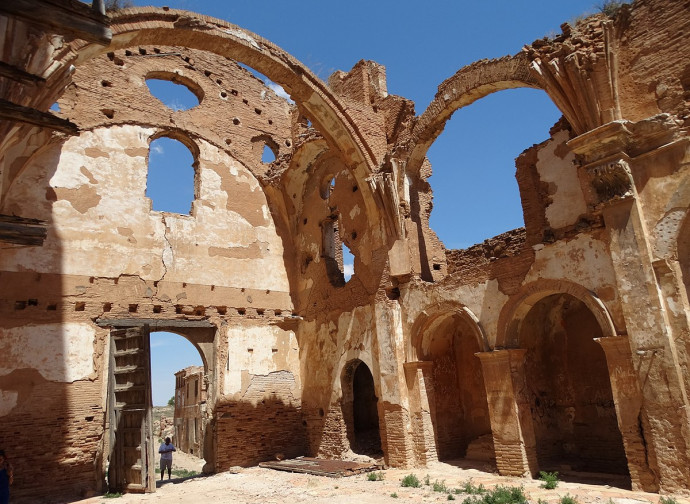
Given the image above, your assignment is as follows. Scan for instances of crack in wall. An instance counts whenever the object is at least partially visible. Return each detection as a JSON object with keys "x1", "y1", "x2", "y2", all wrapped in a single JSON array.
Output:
[{"x1": 156, "y1": 213, "x2": 173, "y2": 299}]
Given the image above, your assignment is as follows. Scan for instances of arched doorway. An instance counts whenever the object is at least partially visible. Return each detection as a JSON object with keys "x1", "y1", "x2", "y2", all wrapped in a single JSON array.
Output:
[
  {"x1": 342, "y1": 360, "x2": 382, "y2": 457},
  {"x1": 518, "y1": 293, "x2": 629, "y2": 479},
  {"x1": 419, "y1": 313, "x2": 493, "y2": 463}
]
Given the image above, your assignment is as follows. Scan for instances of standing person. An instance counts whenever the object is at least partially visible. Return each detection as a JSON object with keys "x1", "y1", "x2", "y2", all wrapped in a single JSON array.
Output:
[
  {"x1": 0, "y1": 450, "x2": 13, "y2": 504},
  {"x1": 158, "y1": 437, "x2": 176, "y2": 481}
]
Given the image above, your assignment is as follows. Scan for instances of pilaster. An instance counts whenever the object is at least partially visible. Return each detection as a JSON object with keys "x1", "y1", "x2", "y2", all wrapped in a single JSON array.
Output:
[
  {"x1": 595, "y1": 336, "x2": 659, "y2": 492},
  {"x1": 477, "y1": 349, "x2": 537, "y2": 477},
  {"x1": 404, "y1": 361, "x2": 438, "y2": 465}
]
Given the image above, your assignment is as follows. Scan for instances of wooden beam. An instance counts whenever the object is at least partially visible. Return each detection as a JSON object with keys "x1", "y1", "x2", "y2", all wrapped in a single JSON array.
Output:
[
  {"x1": 96, "y1": 318, "x2": 216, "y2": 328},
  {"x1": 0, "y1": 61, "x2": 46, "y2": 85},
  {"x1": 0, "y1": 98, "x2": 78, "y2": 135},
  {"x1": 0, "y1": 214, "x2": 47, "y2": 246},
  {"x1": 0, "y1": 0, "x2": 111, "y2": 45}
]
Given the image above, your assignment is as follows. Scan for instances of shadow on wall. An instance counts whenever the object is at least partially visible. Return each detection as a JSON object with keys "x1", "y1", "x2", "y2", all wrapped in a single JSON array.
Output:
[
  {"x1": 213, "y1": 394, "x2": 307, "y2": 469},
  {"x1": 0, "y1": 135, "x2": 92, "y2": 503}
]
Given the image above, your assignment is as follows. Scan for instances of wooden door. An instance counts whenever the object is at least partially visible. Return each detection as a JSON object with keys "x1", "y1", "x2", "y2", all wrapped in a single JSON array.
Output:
[{"x1": 107, "y1": 326, "x2": 155, "y2": 493}]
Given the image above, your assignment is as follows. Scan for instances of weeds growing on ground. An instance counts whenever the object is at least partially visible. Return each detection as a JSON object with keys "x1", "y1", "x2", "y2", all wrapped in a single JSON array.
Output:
[
  {"x1": 538, "y1": 471, "x2": 559, "y2": 489},
  {"x1": 433, "y1": 479, "x2": 449, "y2": 493},
  {"x1": 424, "y1": 474, "x2": 431, "y2": 486},
  {"x1": 390, "y1": 492, "x2": 398, "y2": 498},
  {"x1": 448, "y1": 495, "x2": 456, "y2": 501},
  {"x1": 660, "y1": 498, "x2": 678, "y2": 504},
  {"x1": 461, "y1": 481, "x2": 486, "y2": 495},
  {"x1": 367, "y1": 471, "x2": 384, "y2": 481},
  {"x1": 460, "y1": 485, "x2": 527, "y2": 504},
  {"x1": 103, "y1": 492, "x2": 122, "y2": 499},
  {"x1": 401, "y1": 474, "x2": 421, "y2": 488},
  {"x1": 559, "y1": 494, "x2": 578, "y2": 504}
]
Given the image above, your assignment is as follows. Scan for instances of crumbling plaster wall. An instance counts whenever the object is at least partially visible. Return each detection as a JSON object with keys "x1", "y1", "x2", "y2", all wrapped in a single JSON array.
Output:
[
  {"x1": 0, "y1": 35, "x2": 307, "y2": 501},
  {"x1": 0, "y1": 125, "x2": 292, "y2": 298},
  {"x1": 2, "y1": 0, "x2": 690, "y2": 500}
]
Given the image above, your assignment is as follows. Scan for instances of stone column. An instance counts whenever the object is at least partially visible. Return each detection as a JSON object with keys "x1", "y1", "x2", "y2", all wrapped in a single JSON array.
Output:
[
  {"x1": 403, "y1": 361, "x2": 438, "y2": 465},
  {"x1": 477, "y1": 349, "x2": 537, "y2": 477},
  {"x1": 595, "y1": 336, "x2": 659, "y2": 492},
  {"x1": 569, "y1": 121, "x2": 690, "y2": 492}
]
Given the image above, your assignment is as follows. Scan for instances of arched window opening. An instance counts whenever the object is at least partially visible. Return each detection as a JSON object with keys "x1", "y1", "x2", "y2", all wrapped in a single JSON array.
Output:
[
  {"x1": 235, "y1": 61, "x2": 294, "y2": 103},
  {"x1": 151, "y1": 331, "x2": 206, "y2": 471},
  {"x1": 322, "y1": 217, "x2": 343, "y2": 286},
  {"x1": 320, "y1": 175, "x2": 335, "y2": 200},
  {"x1": 262, "y1": 144, "x2": 276, "y2": 163},
  {"x1": 146, "y1": 76, "x2": 202, "y2": 111},
  {"x1": 342, "y1": 242, "x2": 355, "y2": 282},
  {"x1": 322, "y1": 216, "x2": 354, "y2": 286},
  {"x1": 519, "y1": 294, "x2": 629, "y2": 485},
  {"x1": 147, "y1": 136, "x2": 196, "y2": 214},
  {"x1": 252, "y1": 135, "x2": 279, "y2": 164},
  {"x1": 427, "y1": 88, "x2": 562, "y2": 250}
]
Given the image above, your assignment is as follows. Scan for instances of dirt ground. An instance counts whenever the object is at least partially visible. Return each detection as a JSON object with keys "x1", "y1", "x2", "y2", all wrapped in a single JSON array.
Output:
[{"x1": 73, "y1": 455, "x2": 690, "y2": 504}]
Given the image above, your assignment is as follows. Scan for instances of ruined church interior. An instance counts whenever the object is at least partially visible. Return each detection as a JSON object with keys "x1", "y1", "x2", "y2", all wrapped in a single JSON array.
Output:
[{"x1": 1, "y1": 0, "x2": 690, "y2": 501}]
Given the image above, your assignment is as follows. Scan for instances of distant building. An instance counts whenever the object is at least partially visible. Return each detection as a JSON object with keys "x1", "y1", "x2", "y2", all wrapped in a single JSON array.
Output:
[{"x1": 173, "y1": 366, "x2": 206, "y2": 456}]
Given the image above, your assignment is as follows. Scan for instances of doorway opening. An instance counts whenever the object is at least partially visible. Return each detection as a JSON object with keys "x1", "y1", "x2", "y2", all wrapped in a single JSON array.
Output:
[
  {"x1": 342, "y1": 360, "x2": 382, "y2": 457},
  {"x1": 106, "y1": 324, "x2": 214, "y2": 494}
]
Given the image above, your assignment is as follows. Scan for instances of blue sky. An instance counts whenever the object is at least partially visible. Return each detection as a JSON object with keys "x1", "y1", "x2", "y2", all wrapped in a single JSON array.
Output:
[{"x1": 137, "y1": 0, "x2": 608, "y2": 404}]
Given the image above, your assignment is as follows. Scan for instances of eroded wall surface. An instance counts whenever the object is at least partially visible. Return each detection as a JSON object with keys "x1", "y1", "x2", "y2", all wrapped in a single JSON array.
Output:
[{"x1": 1, "y1": 0, "x2": 690, "y2": 502}]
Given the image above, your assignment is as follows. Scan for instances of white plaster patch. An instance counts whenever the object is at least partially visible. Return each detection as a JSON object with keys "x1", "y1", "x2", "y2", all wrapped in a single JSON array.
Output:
[
  {"x1": 0, "y1": 390, "x2": 18, "y2": 416},
  {"x1": 536, "y1": 129, "x2": 586, "y2": 229},
  {"x1": 0, "y1": 323, "x2": 94, "y2": 382},
  {"x1": 224, "y1": 326, "x2": 299, "y2": 395},
  {"x1": 526, "y1": 234, "x2": 615, "y2": 290}
]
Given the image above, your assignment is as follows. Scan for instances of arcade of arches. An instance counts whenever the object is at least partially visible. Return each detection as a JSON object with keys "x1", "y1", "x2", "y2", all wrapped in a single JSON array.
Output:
[{"x1": 0, "y1": 0, "x2": 689, "y2": 502}]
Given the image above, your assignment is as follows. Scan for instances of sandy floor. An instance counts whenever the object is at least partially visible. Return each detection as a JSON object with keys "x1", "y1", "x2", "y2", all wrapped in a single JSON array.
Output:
[{"x1": 73, "y1": 456, "x2": 690, "y2": 504}]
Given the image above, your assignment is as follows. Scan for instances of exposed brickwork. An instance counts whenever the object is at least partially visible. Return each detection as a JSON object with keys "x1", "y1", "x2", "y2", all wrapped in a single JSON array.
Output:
[
  {"x1": 0, "y1": 379, "x2": 105, "y2": 502},
  {"x1": 1, "y1": 1, "x2": 690, "y2": 501}
]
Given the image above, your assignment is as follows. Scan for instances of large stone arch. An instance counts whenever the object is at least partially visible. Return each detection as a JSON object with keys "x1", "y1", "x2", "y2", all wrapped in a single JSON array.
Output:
[
  {"x1": 404, "y1": 53, "x2": 542, "y2": 176},
  {"x1": 64, "y1": 8, "x2": 387, "y2": 245},
  {"x1": 497, "y1": 279, "x2": 621, "y2": 349}
]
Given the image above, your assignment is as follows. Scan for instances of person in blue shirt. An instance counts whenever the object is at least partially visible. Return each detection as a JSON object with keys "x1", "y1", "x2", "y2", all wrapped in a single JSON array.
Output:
[{"x1": 158, "y1": 437, "x2": 176, "y2": 481}]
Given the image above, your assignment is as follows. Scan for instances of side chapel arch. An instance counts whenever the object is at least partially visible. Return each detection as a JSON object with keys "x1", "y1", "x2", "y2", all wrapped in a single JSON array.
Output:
[
  {"x1": 409, "y1": 303, "x2": 494, "y2": 464},
  {"x1": 496, "y1": 280, "x2": 629, "y2": 481}
]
